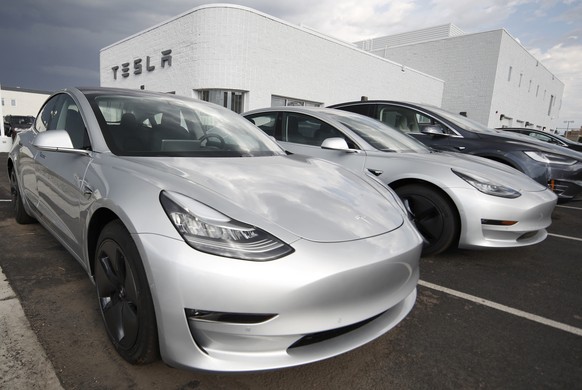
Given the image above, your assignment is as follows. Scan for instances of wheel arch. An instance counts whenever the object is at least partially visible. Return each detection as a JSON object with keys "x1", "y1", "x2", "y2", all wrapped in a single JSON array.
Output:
[
  {"x1": 7, "y1": 157, "x2": 14, "y2": 176},
  {"x1": 389, "y1": 178, "x2": 462, "y2": 244},
  {"x1": 87, "y1": 208, "x2": 122, "y2": 276}
]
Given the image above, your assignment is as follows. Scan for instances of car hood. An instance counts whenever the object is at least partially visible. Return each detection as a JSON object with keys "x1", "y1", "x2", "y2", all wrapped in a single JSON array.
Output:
[
  {"x1": 131, "y1": 155, "x2": 404, "y2": 242},
  {"x1": 397, "y1": 150, "x2": 547, "y2": 192},
  {"x1": 482, "y1": 131, "x2": 582, "y2": 160}
]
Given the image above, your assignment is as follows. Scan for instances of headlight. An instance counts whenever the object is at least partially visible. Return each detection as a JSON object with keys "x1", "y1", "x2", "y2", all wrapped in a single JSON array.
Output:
[
  {"x1": 160, "y1": 191, "x2": 293, "y2": 261},
  {"x1": 524, "y1": 151, "x2": 578, "y2": 165},
  {"x1": 452, "y1": 169, "x2": 521, "y2": 198}
]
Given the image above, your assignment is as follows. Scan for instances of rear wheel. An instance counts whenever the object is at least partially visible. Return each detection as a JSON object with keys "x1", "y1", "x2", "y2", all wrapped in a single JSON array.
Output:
[
  {"x1": 395, "y1": 184, "x2": 459, "y2": 256},
  {"x1": 94, "y1": 220, "x2": 159, "y2": 364},
  {"x1": 10, "y1": 169, "x2": 36, "y2": 224}
]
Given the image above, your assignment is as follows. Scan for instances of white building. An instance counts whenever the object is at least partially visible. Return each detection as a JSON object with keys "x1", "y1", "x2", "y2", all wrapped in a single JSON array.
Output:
[
  {"x1": 1, "y1": 85, "x2": 51, "y2": 152},
  {"x1": 100, "y1": 4, "x2": 444, "y2": 113},
  {"x1": 355, "y1": 24, "x2": 565, "y2": 131},
  {"x1": 1, "y1": 85, "x2": 51, "y2": 117}
]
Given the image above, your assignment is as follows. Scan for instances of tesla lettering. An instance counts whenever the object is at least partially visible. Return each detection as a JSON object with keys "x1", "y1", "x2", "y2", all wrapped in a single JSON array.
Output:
[{"x1": 111, "y1": 50, "x2": 172, "y2": 80}]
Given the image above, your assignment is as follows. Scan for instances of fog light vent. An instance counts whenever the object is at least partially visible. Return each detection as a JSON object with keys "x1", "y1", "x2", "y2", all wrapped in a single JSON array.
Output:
[
  {"x1": 517, "y1": 231, "x2": 538, "y2": 241},
  {"x1": 185, "y1": 309, "x2": 277, "y2": 324},
  {"x1": 481, "y1": 219, "x2": 517, "y2": 226}
]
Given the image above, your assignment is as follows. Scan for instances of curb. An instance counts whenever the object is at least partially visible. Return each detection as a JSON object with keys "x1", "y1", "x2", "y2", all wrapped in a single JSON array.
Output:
[{"x1": 0, "y1": 266, "x2": 64, "y2": 389}]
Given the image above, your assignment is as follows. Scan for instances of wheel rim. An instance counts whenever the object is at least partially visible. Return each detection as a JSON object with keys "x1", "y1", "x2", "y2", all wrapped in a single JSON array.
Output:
[
  {"x1": 402, "y1": 195, "x2": 445, "y2": 245},
  {"x1": 95, "y1": 239, "x2": 139, "y2": 350}
]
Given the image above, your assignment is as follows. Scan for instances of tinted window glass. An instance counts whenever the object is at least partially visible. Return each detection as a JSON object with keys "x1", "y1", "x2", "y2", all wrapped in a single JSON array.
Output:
[
  {"x1": 35, "y1": 95, "x2": 62, "y2": 133},
  {"x1": 87, "y1": 93, "x2": 284, "y2": 157},
  {"x1": 245, "y1": 113, "x2": 278, "y2": 137},
  {"x1": 282, "y1": 113, "x2": 357, "y2": 148},
  {"x1": 378, "y1": 106, "x2": 421, "y2": 133},
  {"x1": 425, "y1": 105, "x2": 495, "y2": 134},
  {"x1": 333, "y1": 112, "x2": 428, "y2": 153},
  {"x1": 333, "y1": 104, "x2": 371, "y2": 116},
  {"x1": 49, "y1": 95, "x2": 90, "y2": 149}
]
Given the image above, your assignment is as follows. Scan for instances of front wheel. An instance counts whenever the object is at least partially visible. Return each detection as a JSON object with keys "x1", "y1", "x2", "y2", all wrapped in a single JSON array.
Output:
[
  {"x1": 94, "y1": 220, "x2": 159, "y2": 364},
  {"x1": 10, "y1": 169, "x2": 36, "y2": 224},
  {"x1": 395, "y1": 184, "x2": 459, "y2": 256}
]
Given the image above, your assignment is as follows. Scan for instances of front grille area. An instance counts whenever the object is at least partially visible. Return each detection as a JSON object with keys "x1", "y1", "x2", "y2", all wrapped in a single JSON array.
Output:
[
  {"x1": 288, "y1": 311, "x2": 384, "y2": 350},
  {"x1": 517, "y1": 231, "x2": 539, "y2": 241}
]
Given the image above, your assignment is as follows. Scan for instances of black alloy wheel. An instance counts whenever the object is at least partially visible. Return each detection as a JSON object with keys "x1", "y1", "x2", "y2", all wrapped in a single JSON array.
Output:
[
  {"x1": 10, "y1": 169, "x2": 35, "y2": 224},
  {"x1": 395, "y1": 184, "x2": 459, "y2": 256},
  {"x1": 94, "y1": 220, "x2": 158, "y2": 364}
]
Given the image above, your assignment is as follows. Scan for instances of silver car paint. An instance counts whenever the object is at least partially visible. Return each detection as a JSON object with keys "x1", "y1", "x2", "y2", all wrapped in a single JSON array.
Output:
[
  {"x1": 8, "y1": 87, "x2": 423, "y2": 371},
  {"x1": 243, "y1": 107, "x2": 558, "y2": 250}
]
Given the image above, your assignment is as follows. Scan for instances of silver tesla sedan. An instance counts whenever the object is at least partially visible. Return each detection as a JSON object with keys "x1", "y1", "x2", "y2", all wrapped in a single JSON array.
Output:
[
  {"x1": 243, "y1": 107, "x2": 558, "y2": 256},
  {"x1": 7, "y1": 87, "x2": 422, "y2": 372}
]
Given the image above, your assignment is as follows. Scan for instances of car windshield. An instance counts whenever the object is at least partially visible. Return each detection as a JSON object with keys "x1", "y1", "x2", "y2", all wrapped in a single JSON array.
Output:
[
  {"x1": 88, "y1": 93, "x2": 285, "y2": 157},
  {"x1": 333, "y1": 111, "x2": 430, "y2": 153},
  {"x1": 425, "y1": 105, "x2": 497, "y2": 134},
  {"x1": 551, "y1": 132, "x2": 578, "y2": 144}
]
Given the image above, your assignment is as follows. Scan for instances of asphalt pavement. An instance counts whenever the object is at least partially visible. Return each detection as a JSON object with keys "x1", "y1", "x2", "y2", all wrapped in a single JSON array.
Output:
[
  {"x1": 1, "y1": 153, "x2": 581, "y2": 389},
  {"x1": 0, "y1": 265, "x2": 63, "y2": 389}
]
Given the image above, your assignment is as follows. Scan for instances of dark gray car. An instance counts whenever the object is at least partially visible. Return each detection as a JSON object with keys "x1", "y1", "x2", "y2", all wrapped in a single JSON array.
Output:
[
  {"x1": 497, "y1": 127, "x2": 582, "y2": 152},
  {"x1": 329, "y1": 100, "x2": 582, "y2": 201}
]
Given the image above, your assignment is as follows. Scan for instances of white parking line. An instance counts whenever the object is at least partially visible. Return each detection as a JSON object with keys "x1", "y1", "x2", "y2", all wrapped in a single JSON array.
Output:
[
  {"x1": 418, "y1": 280, "x2": 582, "y2": 337},
  {"x1": 0, "y1": 199, "x2": 11, "y2": 202},
  {"x1": 548, "y1": 233, "x2": 582, "y2": 242},
  {"x1": 557, "y1": 204, "x2": 582, "y2": 210}
]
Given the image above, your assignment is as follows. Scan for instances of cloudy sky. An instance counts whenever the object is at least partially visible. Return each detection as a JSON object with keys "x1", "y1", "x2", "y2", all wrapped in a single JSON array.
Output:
[{"x1": 1, "y1": 0, "x2": 581, "y2": 129}]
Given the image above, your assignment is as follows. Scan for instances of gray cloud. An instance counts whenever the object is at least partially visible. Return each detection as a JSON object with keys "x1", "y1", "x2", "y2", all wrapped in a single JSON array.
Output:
[{"x1": 1, "y1": 0, "x2": 580, "y2": 128}]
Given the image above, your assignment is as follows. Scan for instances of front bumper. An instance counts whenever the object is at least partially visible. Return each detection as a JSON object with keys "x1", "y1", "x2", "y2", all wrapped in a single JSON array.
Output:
[
  {"x1": 135, "y1": 222, "x2": 422, "y2": 372},
  {"x1": 547, "y1": 162, "x2": 582, "y2": 201},
  {"x1": 550, "y1": 178, "x2": 582, "y2": 201},
  {"x1": 454, "y1": 187, "x2": 557, "y2": 249}
]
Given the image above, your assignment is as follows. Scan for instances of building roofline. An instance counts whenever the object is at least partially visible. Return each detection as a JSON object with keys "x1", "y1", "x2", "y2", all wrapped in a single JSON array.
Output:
[
  {"x1": 369, "y1": 26, "x2": 562, "y2": 86},
  {"x1": 101, "y1": 4, "x2": 266, "y2": 51},
  {"x1": 0, "y1": 85, "x2": 52, "y2": 95},
  {"x1": 100, "y1": 3, "x2": 444, "y2": 84}
]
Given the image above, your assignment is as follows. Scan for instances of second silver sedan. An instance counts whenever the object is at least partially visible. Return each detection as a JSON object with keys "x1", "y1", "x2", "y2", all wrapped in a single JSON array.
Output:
[{"x1": 243, "y1": 107, "x2": 558, "y2": 256}]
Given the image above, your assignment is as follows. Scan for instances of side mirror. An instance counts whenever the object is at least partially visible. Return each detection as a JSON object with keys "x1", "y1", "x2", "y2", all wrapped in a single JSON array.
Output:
[
  {"x1": 32, "y1": 130, "x2": 89, "y2": 155},
  {"x1": 421, "y1": 125, "x2": 447, "y2": 136},
  {"x1": 321, "y1": 137, "x2": 349, "y2": 150}
]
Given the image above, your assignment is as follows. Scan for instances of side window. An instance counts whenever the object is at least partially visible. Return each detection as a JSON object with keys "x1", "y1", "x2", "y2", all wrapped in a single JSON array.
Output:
[
  {"x1": 530, "y1": 132, "x2": 549, "y2": 142},
  {"x1": 245, "y1": 113, "x2": 278, "y2": 138},
  {"x1": 377, "y1": 106, "x2": 420, "y2": 133},
  {"x1": 50, "y1": 95, "x2": 91, "y2": 150},
  {"x1": 35, "y1": 95, "x2": 62, "y2": 132},
  {"x1": 282, "y1": 113, "x2": 357, "y2": 148},
  {"x1": 414, "y1": 112, "x2": 456, "y2": 134}
]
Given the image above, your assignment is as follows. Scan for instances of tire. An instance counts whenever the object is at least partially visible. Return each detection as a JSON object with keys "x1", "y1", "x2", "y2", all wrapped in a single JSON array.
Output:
[
  {"x1": 94, "y1": 220, "x2": 159, "y2": 364},
  {"x1": 10, "y1": 169, "x2": 36, "y2": 224},
  {"x1": 395, "y1": 184, "x2": 459, "y2": 256}
]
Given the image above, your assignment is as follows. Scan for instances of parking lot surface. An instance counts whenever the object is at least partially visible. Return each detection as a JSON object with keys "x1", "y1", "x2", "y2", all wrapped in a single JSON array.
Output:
[{"x1": 0, "y1": 153, "x2": 581, "y2": 389}]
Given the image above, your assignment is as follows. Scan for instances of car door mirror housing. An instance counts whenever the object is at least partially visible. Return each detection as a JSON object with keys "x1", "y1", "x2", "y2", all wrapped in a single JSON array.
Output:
[
  {"x1": 321, "y1": 137, "x2": 350, "y2": 150},
  {"x1": 421, "y1": 126, "x2": 447, "y2": 136},
  {"x1": 33, "y1": 130, "x2": 89, "y2": 154}
]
